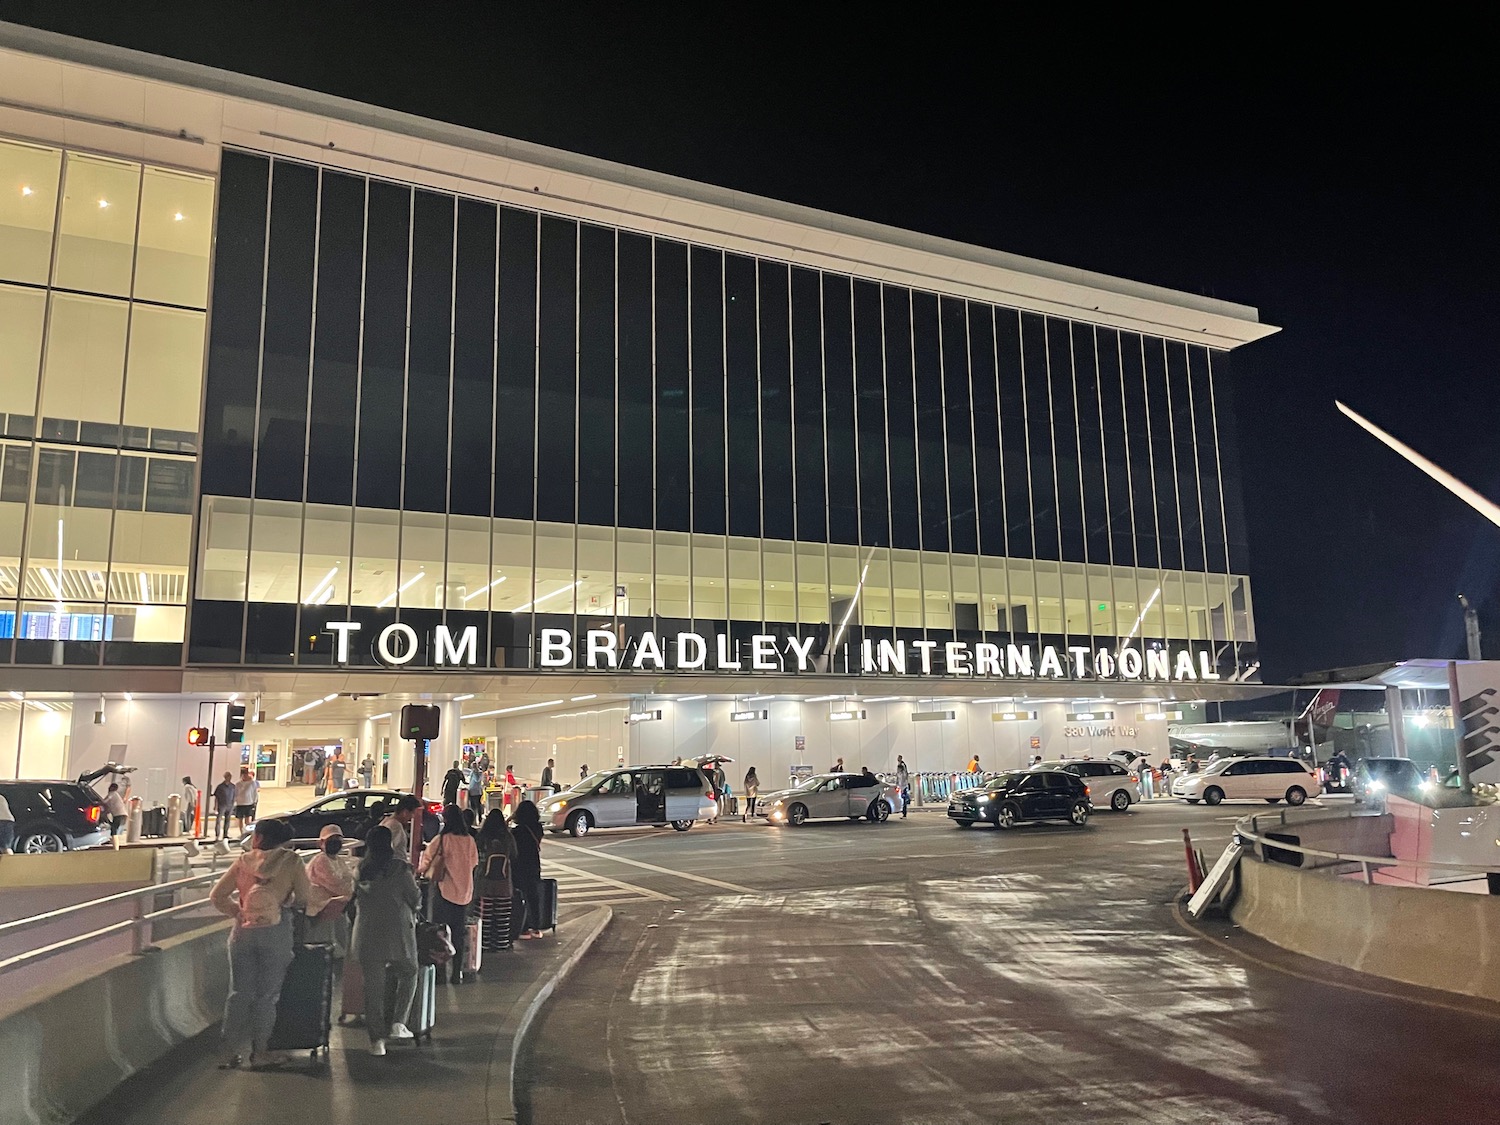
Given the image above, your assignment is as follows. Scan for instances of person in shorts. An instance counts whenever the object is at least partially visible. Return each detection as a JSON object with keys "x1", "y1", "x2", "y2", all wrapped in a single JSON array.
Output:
[
  {"x1": 234, "y1": 768, "x2": 259, "y2": 833},
  {"x1": 103, "y1": 782, "x2": 128, "y2": 844}
]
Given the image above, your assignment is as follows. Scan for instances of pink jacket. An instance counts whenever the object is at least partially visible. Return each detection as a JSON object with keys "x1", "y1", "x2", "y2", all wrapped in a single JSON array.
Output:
[
  {"x1": 419, "y1": 831, "x2": 477, "y2": 907},
  {"x1": 210, "y1": 846, "x2": 311, "y2": 928}
]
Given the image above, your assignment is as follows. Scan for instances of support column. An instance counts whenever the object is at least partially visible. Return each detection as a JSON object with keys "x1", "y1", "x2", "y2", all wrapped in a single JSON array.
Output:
[{"x1": 1386, "y1": 685, "x2": 1407, "y2": 758}]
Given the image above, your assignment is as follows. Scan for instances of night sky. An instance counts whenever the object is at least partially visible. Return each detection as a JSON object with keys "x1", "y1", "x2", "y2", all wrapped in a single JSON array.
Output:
[{"x1": 6, "y1": 7, "x2": 1496, "y2": 682}]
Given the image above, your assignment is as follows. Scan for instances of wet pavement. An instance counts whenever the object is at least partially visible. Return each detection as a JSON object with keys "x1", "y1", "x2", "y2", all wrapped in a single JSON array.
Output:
[{"x1": 519, "y1": 802, "x2": 1500, "y2": 1124}]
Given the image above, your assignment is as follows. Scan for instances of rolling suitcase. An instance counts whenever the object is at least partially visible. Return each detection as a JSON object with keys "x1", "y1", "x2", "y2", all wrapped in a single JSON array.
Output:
[
  {"x1": 395, "y1": 963, "x2": 437, "y2": 1043},
  {"x1": 535, "y1": 877, "x2": 558, "y2": 933},
  {"x1": 464, "y1": 919, "x2": 482, "y2": 973},
  {"x1": 268, "y1": 944, "x2": 333, "y2": 1065}
]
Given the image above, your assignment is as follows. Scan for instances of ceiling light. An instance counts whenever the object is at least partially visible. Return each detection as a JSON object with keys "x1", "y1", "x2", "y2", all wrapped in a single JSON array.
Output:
[
  {"x1": 453, "y1": 694, "x2": 474, "y2": 702},
  {"x1": 676, "y1": 694, "x2": 706, "y2": 702},
  {"x1": 123, "y1": 692, "x2": 133, "y2": 702},
  {"x1": 463, "y1": 699, "x2": 564, "y2": 720},
  {"x1": 173, "y1": 212, "x2": 184, "y2": 221},
  {"x1": 463, "y1": 576, "x2": 507, "y2": 602},
  {"x1": 861, "y1": 696, "x2": 901, "y2": 703},
  {"x1": 21, "y1": 186, "x2": 32, "y2": 196},
  {"x1": 377, "y1": 569, "x2": 425, "y2": 607},
  {"x1": 303, "y1": 564, "x2": 339, "y2": 605},
  {"x1": 742, "y1": 695, "x2": 773, "y2": 703},
  {"x1": 571, "y1": 694, "x2": 597, "y2": 702},
  {"x1": 368, "y1": 711, "x2": 392, "y2": 721},
  {"x1": 514, "y1": 580, "x2": 580, "y2": 613},
  {"x1": 98, "y1": 199, "x2": 109, "y2": 208},
  {"x1": 805, "y1": 695, "x2": 844, "y2": 703},
  {"x1": 276, "y1": 696, "x2": 331, "y2": 721}
]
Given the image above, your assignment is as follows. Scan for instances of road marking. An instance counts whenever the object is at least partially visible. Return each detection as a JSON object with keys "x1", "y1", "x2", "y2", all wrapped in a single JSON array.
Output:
[
  {"x1": 1125, "y1": 838, "x2": 1181, "y2": 845},
  {"x1": 547, "y1": 859, "x2": 676, "y2": 902},
  {"x1": 548, "y1": 839, "x2": 757, "y2": 893}
]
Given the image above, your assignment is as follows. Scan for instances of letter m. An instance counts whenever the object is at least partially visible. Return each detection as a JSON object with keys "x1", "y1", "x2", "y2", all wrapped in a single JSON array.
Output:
[{"x1": 434, "y1": 624, "x2": 479, "y2": 666}]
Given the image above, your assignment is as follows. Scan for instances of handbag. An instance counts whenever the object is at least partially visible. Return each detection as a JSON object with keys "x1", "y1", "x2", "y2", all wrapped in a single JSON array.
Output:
[
  {"x1": 424, "y1": 834, "x2": 446, "y2": 885},
  {"x1": 416, "y1": 920, "x2": 455, "y2": 966}
]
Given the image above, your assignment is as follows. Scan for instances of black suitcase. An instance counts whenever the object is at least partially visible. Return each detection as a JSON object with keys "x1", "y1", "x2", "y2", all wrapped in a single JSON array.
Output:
[
  {"x1": 535, "y1": 877, "x2": 558, "y2": 933},
  {"x1": 141, "y1": 805, "x2": 168, "y2": 837},
  {"x1": 268, "y1": 944, "x2": 333, "y2": 1064}
]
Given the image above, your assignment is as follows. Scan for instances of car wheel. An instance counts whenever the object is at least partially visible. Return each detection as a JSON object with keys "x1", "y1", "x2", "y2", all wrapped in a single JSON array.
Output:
[
  {"x1": 566, "y1": 810, "x2": 593, "y2": 838},
  {"x1": 1285, "y1": 787, "x2": 1307, "y2": 806},
  {"x1": 670, "y1": 820, "x2": 692, "y2": 831},
  {"x1": 954, "y1": 819, "x2": 974, "y2": 829},
  {"x1": 867, "y1": 800, "x2": 890, "y2": 823},
  {"x1": 20, "y1": 828, "x2": 67, "y2": 854},
  {"x1": 1110, "y1": 789, "x2": 1131, "y2": 812},
  {"x1": 788, "y1": 803, "x2": 808, "y2": 826},
  {"x1": 996, "y1": 801, "x2": 1021, "y2": 830},
  {"x1": 1069, "y1": 800, "x2": 1090, "y2": 827},
  {"x1": 1204, "y1": 787, "x2": 1224, "y2": 806}
]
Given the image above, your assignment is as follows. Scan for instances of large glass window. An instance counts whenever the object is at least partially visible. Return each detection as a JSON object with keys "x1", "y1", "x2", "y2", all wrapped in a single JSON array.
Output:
[
  {"x1": 0, "y1": 139, "x2": 61, "y2": 285},
  {"x1": 54, "y1": 153, "x2": 140, "y2": 298},
  {"x1": 135, "y1": 166, "x2": 214, "y2": 308}
]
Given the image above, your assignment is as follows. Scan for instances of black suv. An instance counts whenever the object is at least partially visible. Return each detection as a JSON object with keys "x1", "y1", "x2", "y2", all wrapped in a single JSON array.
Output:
[
  {"x1": 0, "y1": 780, "x2": 110, "y2": 852},
  {"x1": 240, "y1": 789, "x2": 442, "y2": 849},
  {"x1": 948, "y1": 770, "x2": 1092, "y2": 830}
]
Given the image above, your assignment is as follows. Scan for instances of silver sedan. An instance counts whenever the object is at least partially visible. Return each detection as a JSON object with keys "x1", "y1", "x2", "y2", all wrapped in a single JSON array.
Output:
[{"x1": 758, "y1": 773, "x2": 896, "y2": 826}]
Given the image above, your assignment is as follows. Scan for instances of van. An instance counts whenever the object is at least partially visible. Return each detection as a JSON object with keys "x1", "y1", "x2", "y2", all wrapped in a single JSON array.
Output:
[
  {"x1": 541, "y1": 765, "x2": 717, "y2": 837},
  {"x1": 1173, "y1": 755, "x2": 1321, "y2": 806}
]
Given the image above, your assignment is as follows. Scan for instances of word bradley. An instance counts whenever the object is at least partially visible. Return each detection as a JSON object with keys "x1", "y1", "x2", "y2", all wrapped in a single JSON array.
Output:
[{"x1": 536, "y1": 629, "x2": 1224, "y2": 682}]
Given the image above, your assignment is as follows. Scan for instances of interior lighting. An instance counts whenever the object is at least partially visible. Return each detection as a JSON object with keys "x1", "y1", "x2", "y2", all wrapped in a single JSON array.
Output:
[
  {"x1": 368, "y1": 711, "x2": 392, "y2": 721},
  {"x1": 377, "y1": 569, "x2": 425, "y2": 607},
  {"x1": 302, "y1": 564, "x2": 339, "y2": 605},
  {"x1": 805, "y1": 695, "x2": 845, "y2": 703},
  {"x1": 571, "y1": 694, "x2": 597, "y2": 702},
  {"x1": 173, "y1": 212, "x2": 184, "y2": 221},
  {"x1": 275, "y1": 693, "x2": 338, "y2": 722},
  {"x1": 463, "y1": 699, "x2": 563, "y2": 720},
  {"x1": 463, "y1": 576, "x2": 507, "y2": 603},
  {"x1": 97, "y1": 199, "x2": 109, "y2": 208},
  {"x1": 20, "y1": 185, "x2": 32, "y2": 196},
  {"x1": 861, "y1": 696, "x2": 901, "y2": 703},
  {"x1": 676, "y1": 694, "x2": 706, "y2": 701},
  {"x1": 453, "y1": 694, "x2": 474, "y2": 702},
  {"x1": 742, "y1": 695, "x2": 774, "y2": 703},
  {"x1": 1123, "y1": 588, "x2": 1161, "y2": 641},
  {"x1": 514, "y1": 580, "x2": 581, "y2": 613}
]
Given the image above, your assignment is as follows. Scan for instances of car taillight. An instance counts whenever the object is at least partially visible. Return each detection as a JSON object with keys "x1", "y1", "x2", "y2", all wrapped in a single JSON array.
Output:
[
  {"x1": 86, "y1": 805, "x2": 102, "y2": 823},
  {"x1": 426, "y1": 801, "x2": 443, "y2": 815},
  {"x1": 1084, "y1": 785, "x2": 1090, "y2": 796}
]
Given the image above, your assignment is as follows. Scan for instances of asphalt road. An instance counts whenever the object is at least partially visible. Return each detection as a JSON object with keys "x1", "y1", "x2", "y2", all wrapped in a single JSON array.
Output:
[{"x1": 519, "y1": 798, "x2": 1500, "y2": 1125}]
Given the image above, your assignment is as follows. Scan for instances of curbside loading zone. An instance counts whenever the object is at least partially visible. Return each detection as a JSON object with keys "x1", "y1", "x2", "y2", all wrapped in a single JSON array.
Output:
[{"x1": 487, "y1": 904, "x2": 613, "y2": 1125}]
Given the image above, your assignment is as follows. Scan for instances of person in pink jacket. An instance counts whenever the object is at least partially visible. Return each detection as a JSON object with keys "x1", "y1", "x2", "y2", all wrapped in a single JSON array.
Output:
[
  {"x1": 420, "y1": 804, "x2": 479, "y2": 983},
  {"x1": 209, "y1": 818, "x2": 311, "y2": 1069}
]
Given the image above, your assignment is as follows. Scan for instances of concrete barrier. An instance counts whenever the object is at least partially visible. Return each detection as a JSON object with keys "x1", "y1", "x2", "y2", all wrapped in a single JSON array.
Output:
[
  {"x1": 0, "y1": 918, "x2": 229, "y2": 1125},
  {"x1": 1231, "y1": 856, "x2": 1500, "y2": 1001}
]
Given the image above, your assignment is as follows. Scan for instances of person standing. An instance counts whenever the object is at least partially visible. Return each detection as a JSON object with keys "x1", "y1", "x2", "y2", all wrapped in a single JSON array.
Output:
[
  {"x1": 234, "y1": 768, "x2": 259, "y2": 834},
  {"x1": 181, "y1": 776, "x2": 200, "y2": 836},
  {"x1": 103, "y1": 782, "x2": 128, "y2": 846},
  {"x1": 714, "y1": 762, "x2": 730, "y2": 819},
  {"x1": 967, "y1": 754, "x2": 981, "y2": 774},
  {"x1": 0, "y1": 791, "x2": 14, "y2": 853},
  {"x1": 420, "y1": 805, "x2": 479, "y2": 984},
  {"x1": 540, "y1": 758, "x2": 556, "y2": 792},
  {"x1": 213, "y1": 772, "x2": 236, "y2": 840},
  {"x1": 895, "y1": 756, "x2": 911, "y2": 818},
  {"x1": 830, "y1": 757, "x2": 845, "y2": 774},
  {"x1": 359, "y1": 754, "x2": 375, "y2": 789},
  {"x1": 475, "y1": 809, "x2": 517, "y2": 953},
  {"x1": 209, "y1": 818, "x2": 311, "y2": 1070},
  {"x1": 331, "y1": 751, "x2": 347, "y2": 790},
  {"x1": 742, "y1": 767, "x2": 760, "y2": 822},
  {"x1": 351, "y1": 826, "x2": 421, "y2": 1057},
  {"x1": 579, "y1": 762, "x2": 589, "y2": 781},
  {"x1": 1135, "y1": 755, "x2": 1154, "y2": 800},
  {"x1": 379, "y1": 794, "x2": 422, "y2": 865},
  {"x1": 467, "y1": 764, "x2": 485, "y2": 812},
  {"x1": 442, "y1": 761, "x2": 465, "y2": 808},
  {"x1": 510, "y1": 800, "x2": 545, "y2": 940},
  {"x1": 303, "y1": 826, "x2": 355, "y2": 956}
]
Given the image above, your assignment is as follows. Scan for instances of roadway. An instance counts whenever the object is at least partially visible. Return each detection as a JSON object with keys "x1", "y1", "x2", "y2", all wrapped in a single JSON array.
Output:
[{"x1": 518, "y1": 798, "x2": 1500, "y2": 1125}]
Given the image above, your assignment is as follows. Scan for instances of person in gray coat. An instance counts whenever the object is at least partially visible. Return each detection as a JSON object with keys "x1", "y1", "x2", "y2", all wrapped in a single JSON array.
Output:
[{"x1": 351, "y1": 826, "x2": 421, "y2": 1057}]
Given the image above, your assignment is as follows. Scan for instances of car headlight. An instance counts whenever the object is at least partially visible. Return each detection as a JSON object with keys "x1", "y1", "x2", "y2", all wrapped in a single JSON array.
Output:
[
  {"x1": 547, "y1": 800, "x2": 567, "y2": 812},
  {"x1": 1368, "y1": 779, "x2": 1385, "y2": 792},
  {"x1": 976, "y1": 795, "x2": 990, "y2": 803}
]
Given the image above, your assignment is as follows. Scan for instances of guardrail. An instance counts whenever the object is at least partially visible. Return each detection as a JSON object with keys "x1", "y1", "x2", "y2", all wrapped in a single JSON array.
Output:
[
  {"x1": 1232, "y1": 806, "x2": 1500, "y2": 886},
  {"x1": 0, "y1": 867, "x2": 224, "y2": 976}
]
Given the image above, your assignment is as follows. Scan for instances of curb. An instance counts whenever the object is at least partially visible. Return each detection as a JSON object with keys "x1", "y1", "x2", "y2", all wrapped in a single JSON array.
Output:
[{"x1": 488, "y1": 904, "x2": 613, "y2": 1125}]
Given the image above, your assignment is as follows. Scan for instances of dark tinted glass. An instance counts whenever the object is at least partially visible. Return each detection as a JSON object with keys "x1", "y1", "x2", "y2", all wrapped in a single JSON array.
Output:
[
  {"x1": 202, "y1": 149, "x2": 268, "y2": 498},
  {"x1": 654, "y1": 239, "x2": 690, "y2": 532},
  {"x1": 1049, "y1": 319, "x2": 1084, "y2": 564},
  {"x1": 451, "y1": 199, "x2": 497, "y2": 517},
  {"x1": 405, "y1": 191, "x2": 454, "y2": 513},
  {"x1": 616, "y1": 231, "x2": 653, "y2": 528},
  {"x1": 790, "y1": 268, "x2": 826, "y2": 544},
  {"x1": 1097, "y1": 328, "x2": 1134, "y2": 567},
  {"x1": 255, "y1": 160, "x2": 317, "y2": 502},
  {"x1": 689, "y1": 246, "x2": 725, "y2": 535},
  {"x1": 757, "y1": 262, "x2": 793, "y2": 541},
  {"x1": 356, "y1": 181, "x2": 411, "y2": 509},
  {"x1": 968, "y1": 304, "x2": 1003, "y2": 558},
  {"x1": 1166, "y1": 341, "x2": 1205, "y2": 571},
  {"x1": 495, "y1": 208, "x2": 537, "y2": 518},
  {"x1": 577, "y1": 224, "x2": 616, "y2": 527},
  {"x1": 1119, "y1": 332, "x2": 1157, "y2": 569},
  {"x1": 996, "y1": 308, "x2": 1030, "y2": 562},
  {"x1": 145, "y1": 459, "x2": 194, "y2": 514},
  {"x1": 244, "y1": 601, "x2": 295, "y2": 664},
  {"x1": 1021, "y1": 314, "x2": 1057, "y2": 561},
  {"x1": 883, "y1": 287, "x2": 919, "y2": 550},
  {"x1": 1144, "y1": 336, "x2": 1181, "y2": 572},
  {"x1": 1189, "y1": 346, "x2": 1226, "y2": 572},
  {"x1": 1212, "y1": 352, "x2": 1249, "y2": 573},
  {"x1": 724, "y1": 254, "x2": 759, "y2": 537},
  {"x1": 306, "y1": 171, "x2": 364, "y2": 506},
  {"x1": 537, "y1": 216, "x2": 579, "y2": 521},
  {"x1": 853, "y1": 280, "x2": 888, "y2": 548},
  {"x1": 941, "y1": 297, "x2": 977, "y2": 555},
  {"x1": 822, "y1": 275, "x2": 857, "y2": 545},
  {"x1": 74, "y1": 452, "x2": 115, "y2": 509},
  {"x1": 911, "y1": 292, "x2": 947, "y2": 551}
]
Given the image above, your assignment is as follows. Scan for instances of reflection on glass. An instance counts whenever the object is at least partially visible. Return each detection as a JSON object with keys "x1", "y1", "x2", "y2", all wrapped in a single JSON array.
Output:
[
  {"x1": 55, "y1": 153, "x2": 140, "y2": 297},
  {"x1": 0, "y1": 139, "x2": 61, "y2": 285},
  {"x1": 135, "y1": 166, "x2": 214, "y2": 307}
]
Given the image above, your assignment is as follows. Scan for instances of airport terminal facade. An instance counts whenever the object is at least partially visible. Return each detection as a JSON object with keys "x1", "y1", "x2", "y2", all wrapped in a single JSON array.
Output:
[{"x1": 0, "y1": 24, "x2": 1275, "y2": 796}]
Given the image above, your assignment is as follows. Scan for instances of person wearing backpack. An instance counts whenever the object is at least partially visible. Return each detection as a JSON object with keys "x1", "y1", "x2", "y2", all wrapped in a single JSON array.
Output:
[
  {"x1": 351, "y1": 826, "x2": 421, "y2": 1057},
  {"x1": 475, "y1": 809, "x2": 516, "y2": 953},
  {"x1": 420, "y1": 805, "x2": 479, "y2": 984}
]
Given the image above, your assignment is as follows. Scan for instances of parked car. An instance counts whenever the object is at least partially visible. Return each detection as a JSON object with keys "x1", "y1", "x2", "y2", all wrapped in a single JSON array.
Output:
[
  {"x1": 948, "y1": 770, "x2": 1091, "y2": 829},
  {"x1": 1173, "y1": 756, "x2": 1320, "y2": 806},
  {"x1": 0, "y1": 779, "x2": 110, "y2": 853},
  {"x1": 544, "y1": 765, "x2": 717, "y2": 836},
  {"x1": 241, "y1": 788, "x2": 441, "y2": 849},
  {"x1": 1033, "y1": 759, "x2": 1140, "y2": 811},
  {"x1": 1106, "y1": 749, "x2": 1149, "y2": 767},
  {"x1": 759, "y1": 772, "x2": 896, "y2": 826},
  {"x1": 1350, "y1": 757, "x2": 1427, "y2": 804}
]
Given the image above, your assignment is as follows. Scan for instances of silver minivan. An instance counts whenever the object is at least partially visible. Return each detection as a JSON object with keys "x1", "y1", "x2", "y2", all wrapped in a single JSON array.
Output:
[{"x1": 543, "y1": 765, "x2": 717, "y2": 837}]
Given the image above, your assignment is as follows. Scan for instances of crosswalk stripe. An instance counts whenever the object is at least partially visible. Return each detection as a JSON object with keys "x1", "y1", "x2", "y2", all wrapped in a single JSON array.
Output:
[{"x1": 545, "y1": 859, "x2": 675, "y2": 902}]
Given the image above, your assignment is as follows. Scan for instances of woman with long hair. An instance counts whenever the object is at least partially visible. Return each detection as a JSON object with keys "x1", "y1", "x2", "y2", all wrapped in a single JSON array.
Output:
[
  {"x1": 474, "y1": 808, "x2": 517, "y2": 952},
  {"x1": 351, "y1": 826, "x2": 421, "y2": 1056},
  {"x1": 420, "y1": 804, "x2": 479, "y2": 983},
  {"x1": 510, "y1": 800, "x2": 545, "y2": 940},
  {"x1": 742, "y1": 766, "x2": 760, "y2": 822}
]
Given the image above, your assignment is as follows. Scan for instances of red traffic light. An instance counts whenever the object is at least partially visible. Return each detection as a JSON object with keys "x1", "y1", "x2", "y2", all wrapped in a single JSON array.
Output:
[{"x1": 187, "y1": 726, "x2": 210, "y2": 746}]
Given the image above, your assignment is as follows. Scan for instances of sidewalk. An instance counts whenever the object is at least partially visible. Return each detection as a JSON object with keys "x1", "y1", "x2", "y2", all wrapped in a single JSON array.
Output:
[{"x1": 72, "y1": 904, "x2": 612, "y2": 1125}]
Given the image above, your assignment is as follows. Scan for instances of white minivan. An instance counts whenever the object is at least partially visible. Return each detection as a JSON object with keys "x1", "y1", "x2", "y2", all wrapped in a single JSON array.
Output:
[
  {"x1": 543, "y1": 765, "x2": 717, "y2": 836},
  {"x1": 1174, "y1": 756, "x2": 1320, "y2": 806}
]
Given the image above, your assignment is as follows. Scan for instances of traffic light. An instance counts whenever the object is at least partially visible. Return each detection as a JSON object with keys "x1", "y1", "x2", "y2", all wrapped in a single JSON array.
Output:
[
  {"x1": 187, "y1": 726, "x2": 210, "y2": 746},
  {"x1": 226, "y1": 704, "x2": 247, "y2": 744}
]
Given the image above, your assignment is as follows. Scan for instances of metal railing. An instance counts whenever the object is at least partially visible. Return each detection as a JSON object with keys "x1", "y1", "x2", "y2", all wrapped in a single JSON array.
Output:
[
  {"x1": 1232, "y1": 806, "x2": 1500, "y2": 886},
  {"x1": 0, "y1": 867, "x2": 226, "y2": 976}
]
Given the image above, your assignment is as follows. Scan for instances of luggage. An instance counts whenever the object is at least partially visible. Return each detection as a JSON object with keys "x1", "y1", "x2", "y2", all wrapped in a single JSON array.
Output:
[
  {"x1": 464, "y1": 919, "x2": 482, "y2": 973},
  {"x1": 267, "y1": 944, "x2": 333, "y2": 1063},
  {"x1": 416, "y1": 920, "x2": 455, "y2": 966},
  {"x1": 141, "y1": 805, "x2": 168, "y2": 837},
  {"x1": 339, "y1": 956, "x2": 365, "y2": 1022},
  {"x1": 535, "y1": 877, "x2": 558, "y2": 933},
  {"x1": 397, "y1": 962, "x2": 437, "y2": 1043},
  {"x1": 479, "y1": 895, "x2": 512, "y2": 951}
]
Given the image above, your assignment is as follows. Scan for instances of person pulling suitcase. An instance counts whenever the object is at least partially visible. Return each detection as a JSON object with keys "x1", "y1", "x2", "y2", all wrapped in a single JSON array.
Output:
[{"x1": 511, "y1": 800, "x2": 546, "y2": 940}]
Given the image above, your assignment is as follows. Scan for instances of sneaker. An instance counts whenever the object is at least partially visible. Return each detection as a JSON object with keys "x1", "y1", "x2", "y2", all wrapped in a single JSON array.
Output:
[
  {"x1": 369, "y1": 1039, "x2": 386, "y2": 1056},
  {"x1": 389, "y1": 1022, "x2": 415, "y2": 1040}
]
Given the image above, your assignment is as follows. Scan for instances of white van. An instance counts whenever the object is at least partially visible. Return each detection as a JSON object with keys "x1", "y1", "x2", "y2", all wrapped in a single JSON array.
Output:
[
  {"x1": 542, "y1": 765, "x2": 717, "y2": 836},
  {"x1": 1174, "y1": 756, "x2": 1320, "y2": 806}
]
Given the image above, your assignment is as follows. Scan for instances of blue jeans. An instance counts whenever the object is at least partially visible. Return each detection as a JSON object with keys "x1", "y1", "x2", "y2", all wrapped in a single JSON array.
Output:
[{"x1": 222, "y1": 914, "x2": 294, "y2": 1057}]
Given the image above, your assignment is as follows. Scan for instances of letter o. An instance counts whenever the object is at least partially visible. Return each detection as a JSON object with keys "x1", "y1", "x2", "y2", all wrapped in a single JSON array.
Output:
[
  {"x1": 1093, "y1": 649, "x2": 1116, "y2": 678},
  {"x1": 377, "y1": 622, "x2": 419, "y2": 665},
  {"x1": 1118, "y1": 648, "x2": 1142, "y2": 679}
]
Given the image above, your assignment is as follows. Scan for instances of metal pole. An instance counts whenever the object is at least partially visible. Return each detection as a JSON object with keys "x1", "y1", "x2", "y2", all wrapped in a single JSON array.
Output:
[
  {"x1": 1449, "y1": 660, "x2": 1474, "y2": 797},
  {"x1": 410, "y1": 736, "x2": 428, "y2": 868}
]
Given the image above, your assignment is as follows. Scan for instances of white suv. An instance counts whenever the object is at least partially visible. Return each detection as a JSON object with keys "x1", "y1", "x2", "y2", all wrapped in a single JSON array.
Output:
[
  {"x1": 1033, "y1": 759, "x2": 1140, "y2": 811},
  {"x1": 1174, "y1": 756, "x2": 1320, "y2": 806}
]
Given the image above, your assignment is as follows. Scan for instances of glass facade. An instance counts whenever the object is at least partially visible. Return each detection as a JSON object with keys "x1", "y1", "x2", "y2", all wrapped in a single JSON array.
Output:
[
  {"x1": 0, "y1": 138, "x2": 212, "y2": 665},
  {"x1": 191, "y1": 149, "x2": 1254, "y2": 675}
]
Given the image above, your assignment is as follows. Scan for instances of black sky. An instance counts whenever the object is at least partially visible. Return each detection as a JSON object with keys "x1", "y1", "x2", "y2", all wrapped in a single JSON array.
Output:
[{"x1": 6, "y1": 6, "x2": 1498, "y2": 681}]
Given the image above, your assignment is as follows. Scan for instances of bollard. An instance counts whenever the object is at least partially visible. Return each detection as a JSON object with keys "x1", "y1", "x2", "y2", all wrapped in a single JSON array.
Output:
[
  {"x1": 126, "y1": 798, "x2": 143, "y2": 844},
  {"x1": 166, "y1": 794, "x2": 182, "y2": 837},
  {"x1": 1182, "y1": 828, "x2": 1204, "y2": 891}
]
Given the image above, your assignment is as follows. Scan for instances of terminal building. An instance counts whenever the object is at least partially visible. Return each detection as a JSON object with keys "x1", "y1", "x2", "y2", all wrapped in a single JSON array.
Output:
[{"x1": 0, "y1": 24, "x2": 1277, "y2": 801}]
